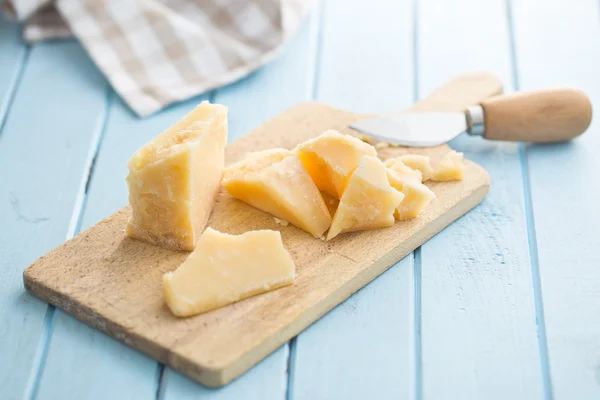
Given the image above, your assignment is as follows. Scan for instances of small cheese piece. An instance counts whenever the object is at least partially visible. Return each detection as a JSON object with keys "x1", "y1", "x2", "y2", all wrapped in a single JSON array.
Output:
[
  {"x1": 126, "y1": 101, "x2": 227, "y2": 251},
  {"x1": 164, "y1": 228, "x2": 295, "y2": 317},
  {"x1": 383, "y1": 157, "x2": 423, "y2": 181},
  {"x1": 432, "y1": 150, "x2": 465, "y2": 181},
  {"x1": 294, "y1": 130, "x2": 378, "y2": 198},
  {"x1": 222, "y1": 148, "x2": 331, "y2": 237},
  {"x1": 396, "y1": 154, "x2": 434, "y2": 181},
  {"x1": 327, "y1": 155, "x2": 404, "y2": 240},
  {"x1": 386, "y1": 169, "x2": 436, "y2": 220}
]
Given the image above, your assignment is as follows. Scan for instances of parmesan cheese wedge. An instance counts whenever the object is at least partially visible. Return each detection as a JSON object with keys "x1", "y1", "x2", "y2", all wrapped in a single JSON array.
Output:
[
  {"x1": 126, "y1": 101, "x2": 227, "y2": 251},
  {"x1": 164, "y1": 228, "x2": 295, "y2": 317},
  {"x1": 222, "y1": 148, "x2": 332, "y2": 238},
  {"x1": 327, "y1": 155, "x2": 404, "y2": 240},
  {"x1": 294, "y1": 130, "x2": 377, "y2": 198}
]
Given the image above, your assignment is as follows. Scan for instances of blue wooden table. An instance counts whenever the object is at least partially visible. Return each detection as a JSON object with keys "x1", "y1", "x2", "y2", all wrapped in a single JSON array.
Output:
[{"x1": 1, "y1": 0, "x2": 599, "y2": 398}]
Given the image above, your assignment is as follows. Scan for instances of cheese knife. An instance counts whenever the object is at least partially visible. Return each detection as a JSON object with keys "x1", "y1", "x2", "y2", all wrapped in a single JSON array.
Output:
[{"x1": 350, "y1": 88, "x2": 593, "y2": 147}]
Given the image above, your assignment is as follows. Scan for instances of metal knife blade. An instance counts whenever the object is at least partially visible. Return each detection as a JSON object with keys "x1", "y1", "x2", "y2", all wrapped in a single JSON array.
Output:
[{"x1": 350, "y1": 111, "x2": 468, "y2": 147}]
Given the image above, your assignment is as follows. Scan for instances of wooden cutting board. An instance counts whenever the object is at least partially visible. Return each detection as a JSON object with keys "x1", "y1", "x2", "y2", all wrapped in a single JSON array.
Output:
[{"x1": 24, "y1": 72, "x2": 502, "y2": 387}]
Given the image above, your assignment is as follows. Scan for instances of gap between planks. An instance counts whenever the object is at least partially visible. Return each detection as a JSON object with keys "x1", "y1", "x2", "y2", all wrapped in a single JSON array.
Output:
[
  {"x1": 412, "y1": 0, "x2": 422, "y2": 398},
  {"x1": 0, "y1": 47, "x2": 30, "y2": 140}
]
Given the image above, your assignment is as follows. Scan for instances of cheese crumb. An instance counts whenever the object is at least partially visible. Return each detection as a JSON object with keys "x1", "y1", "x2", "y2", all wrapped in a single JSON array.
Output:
[{"x1": 274, "y1": 217, "x2": 290, "y2": 227}]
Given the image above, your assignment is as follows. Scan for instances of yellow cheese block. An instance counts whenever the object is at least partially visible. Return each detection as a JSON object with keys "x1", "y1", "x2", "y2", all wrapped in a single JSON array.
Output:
[
  {"x1": 386, "y1": 169, "x2": 436, "y2": 220},
  {"x1": 163, "y1": 228, "x2": 295, "y2": 317},
  {"x1": 126, "y1": 101, "x2": 227, "y2": 251},
  {"x1": 432, "y1": 150, "x2": 465, "y2": 181},
  {"x1": 327, "y1": 155, "x2": 404, "y2": 240},
  {"x1": 383, "y1": 157, "x2": 423, "y2": 181},
  {"x1": 222, "y1": 148, "x2": 332, "y2": 238},
  {"x1": 294, "y1": 130, "x2": 378, "y2": 198}
]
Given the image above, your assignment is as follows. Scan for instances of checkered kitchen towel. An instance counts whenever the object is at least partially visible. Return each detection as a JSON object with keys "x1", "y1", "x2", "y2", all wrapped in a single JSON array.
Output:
[{"x1": 3, "y1": 0, "x2": 313, "y2": 116}]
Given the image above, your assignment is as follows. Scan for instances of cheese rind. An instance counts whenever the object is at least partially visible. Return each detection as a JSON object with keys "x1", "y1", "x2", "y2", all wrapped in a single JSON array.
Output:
[
  {"x1": 222, "y1": 148, "x2": 332, "y2": 237},
  {"x1": 327, "y1": 155, "x2": 404, "y2": 240},
  {"x1": 386, "y1": 169, "x2": 436, "y2": 220},
  {"x1": 294, "y1": 130, "x2": 378, "y2": 198},
  {"x1": 163, "y1": 228, "x2": 295, "y2": 317},
  {"x1": 432, "y1": 150, "x2": 465, "y2": 181},
  {"x1": 126, "y1": 102, "x2": 227, "y2": 251}
]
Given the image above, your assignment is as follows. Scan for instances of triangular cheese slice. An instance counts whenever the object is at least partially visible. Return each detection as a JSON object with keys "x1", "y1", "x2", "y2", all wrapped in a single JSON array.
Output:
[
  {"x1": 164, "y1": 228, "x2": 295, "y2": 317},
  {"x1": 327, "y1": 155, "x2": 404, "y2": 240},
  {"x1": 294, "y1": 130, "x2": 377, "y2": 198},
  {"x1": 126, "y1": 101, "x2": 227, "y2": 251},
  {"x1": 222, "y1": 148, "x2": 332, "y2": 237}
]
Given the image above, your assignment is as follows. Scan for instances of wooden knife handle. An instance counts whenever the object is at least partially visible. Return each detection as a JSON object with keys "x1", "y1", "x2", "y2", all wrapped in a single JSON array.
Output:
[{"x1": 480, "y1": 88, "x2": 592, "y2": 142}]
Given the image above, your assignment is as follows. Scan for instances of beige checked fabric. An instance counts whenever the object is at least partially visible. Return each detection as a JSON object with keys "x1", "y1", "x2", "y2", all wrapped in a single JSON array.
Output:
[{"x1": 3, "y1": 0, "x2": 313, "y2": 116}]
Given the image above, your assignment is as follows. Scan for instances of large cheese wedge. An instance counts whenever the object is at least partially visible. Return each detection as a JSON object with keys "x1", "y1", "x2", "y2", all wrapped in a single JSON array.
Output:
[
  {"x1": 222, "y1": 148, "x2": 331, "y2": 237},
  {"x1": 432, "y1": 150, "x2": 465, "y2": 181},
  {"x1": 386, "y1": 169, "x2": 436, "y2": 220},
  {"x1": 164, "y1": 228, "x2": 295, "y2": 317},
  {"x1": 294, "y1": 130, "x2": 377, "y2": 198},
  {"x1": 126, "y1": 101, "x2": 227, "y2": 251},
  {"x1": 327, "y1": 155, "x2": 404, "y2": 240},
  {"x1": 384, "y1": 157, "x2": 423, "y2": 181}
]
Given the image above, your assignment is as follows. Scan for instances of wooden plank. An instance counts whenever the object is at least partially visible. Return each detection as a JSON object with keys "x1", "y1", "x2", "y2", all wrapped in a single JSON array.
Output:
[
  {"x1": 290, "y1": 0, "x2": 417, "y2": 398},
  {"x1": 23, "y1": 73, "x2": 497, "y2": 388},
  {"x1": 510, "y1": 0, "x2": 600, "y2": 397},
  {"x1": 0, "y1": 41, "x2": 108, "y2": 400},
  {"x1": 0, "y1": 15, "x2": 27, "y2": 125},
  {"x1": 417, "y1": 0, "x2": 545, "y2": 398},
  {"x1": 160, "y1": 7, "x2": 322, "y2": 398}
]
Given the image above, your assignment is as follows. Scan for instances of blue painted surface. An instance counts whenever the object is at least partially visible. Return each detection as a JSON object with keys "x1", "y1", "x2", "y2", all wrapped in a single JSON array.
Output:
[{"x1": 1, "y1": 1, "x2": 599, "y2": 399}]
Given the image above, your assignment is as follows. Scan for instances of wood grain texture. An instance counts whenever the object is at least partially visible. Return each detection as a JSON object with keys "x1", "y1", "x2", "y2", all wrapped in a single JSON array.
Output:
[
  {"x1": 0, "y1": 41, "x2": 109, "y2": 400},
  {"x1": 23, "y1": 72, "x2": 495, "y2": 387},
  {"x1": 290, "y1": 0, "x2": 417, "y2": 397},
  {"x1": 482, "y1": 88, "x2": 592, "y2": 142},
  {"x1": 512, "y1": 0, "x2": 600, "y2": 398},
  {"x1": 418, "y1": 0, "x2": 545, "y2": 398}
]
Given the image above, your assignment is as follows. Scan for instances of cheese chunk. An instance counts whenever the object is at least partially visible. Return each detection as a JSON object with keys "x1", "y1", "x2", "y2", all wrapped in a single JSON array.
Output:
[
  {"x1": 294, "y1": 130, "x2": 377, "y2": 198},
  {"x1": 222, "y1": 149, "x2": 331, "y2": 237},
  {"x1": 386, "y1": 169, "x2": 436, "y2": 220},
  {"x1": 383, "y1": 157, "x2": 423, "y2": 181},
  {"x1": 433, "y1": 150, "x2": 465, "y2": 181},
  {"x1": 327, "y1": 155, "x2": 404, "y2": 240},
  {"x1": 397, "y1": 154, "x2": 434, "y2": 181},
  {"x1": 164, "y1": 228, "x2": 295, "y2": 317},
  {"x1": 126, "y1": 101, "x2": 227, "y2": 251}
]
